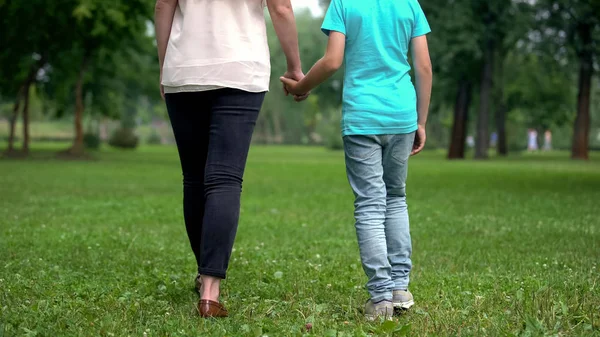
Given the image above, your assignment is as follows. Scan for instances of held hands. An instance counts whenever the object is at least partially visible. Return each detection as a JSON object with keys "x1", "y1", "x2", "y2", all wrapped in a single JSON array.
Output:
[
  {"x1": 159, "y1": 69, "x2": 309, "y2": 102},
  {"x1": 281, "y1": 70, "x2": 310, "y2": 102},
  {"x1": 280, "y1": 77, "x2": 306, "y2": 96}
]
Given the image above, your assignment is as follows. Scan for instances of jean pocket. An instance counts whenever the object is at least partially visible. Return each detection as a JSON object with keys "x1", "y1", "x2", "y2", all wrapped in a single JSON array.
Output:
[
  {"x1": 390, "y1": 134, "x2": 414, "y2": 165},
  {"x1": 344, "y1": 136, "x2": 378, "y2": 161}
]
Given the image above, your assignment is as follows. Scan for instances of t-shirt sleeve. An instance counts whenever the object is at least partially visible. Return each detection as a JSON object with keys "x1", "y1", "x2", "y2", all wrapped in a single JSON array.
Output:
[
  {"x1": 321, "y1": 0, "x2": 346, "y2": 36},
  {"x1": 412, "y1": 1, "x2": 431, "y2": 38}
]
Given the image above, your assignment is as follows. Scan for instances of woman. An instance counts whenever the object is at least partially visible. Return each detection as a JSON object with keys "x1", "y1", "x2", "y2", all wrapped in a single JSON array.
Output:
[{"x1": 154, "y1": 0, "x2": 305, "y2": 318}]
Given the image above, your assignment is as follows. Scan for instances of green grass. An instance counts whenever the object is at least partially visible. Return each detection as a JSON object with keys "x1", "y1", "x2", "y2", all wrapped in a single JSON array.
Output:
[
  {"x1": 0, "y1": 120, "x2": 166, "y2": 144},
  {"x1": 1, "y1": 145, "x2": 599, "y2": 337},
  {"x1": 0, "y1": 121, "x2": 74, "y2": 140}
]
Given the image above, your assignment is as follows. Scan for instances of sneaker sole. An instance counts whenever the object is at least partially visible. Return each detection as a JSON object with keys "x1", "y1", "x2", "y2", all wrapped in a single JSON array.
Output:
[
  {"x1": 365, "y1": 314, "x2": 394, "y2": 321},
  {"x1": 393, "y1": 299, "x2": 414, "y2": 309}
]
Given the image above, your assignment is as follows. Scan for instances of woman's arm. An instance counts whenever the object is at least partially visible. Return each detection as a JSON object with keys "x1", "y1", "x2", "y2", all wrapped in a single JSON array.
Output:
[
  {"x1": 154, "y1": 0, "x2": 178, "y2": 98},
  {"x1": 267, "y1": 0, "x2": 302, "y2": 76}
]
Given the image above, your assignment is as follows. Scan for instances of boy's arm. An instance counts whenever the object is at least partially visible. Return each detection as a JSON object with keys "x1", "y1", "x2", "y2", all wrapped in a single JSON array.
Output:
[
  {"x1": 267, "y1": 0, "x2": 303, "y2": 77},
  {"x1": 280, "y1": 31, "x2": 345, "y2": 94},
  {"x1": 410, "y1": 35, "x2": 432, "y2": 155}
]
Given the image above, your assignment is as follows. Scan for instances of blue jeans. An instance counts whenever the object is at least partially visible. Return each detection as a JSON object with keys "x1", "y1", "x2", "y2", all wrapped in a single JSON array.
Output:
[{"x1": 344, "y1": 133, "x2": 415, "y2": 303}]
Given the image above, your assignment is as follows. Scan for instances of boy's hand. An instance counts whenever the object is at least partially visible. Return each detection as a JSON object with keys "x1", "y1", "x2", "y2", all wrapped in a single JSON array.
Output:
[
  {"x1": 280, "y1": 77, "x2": 309, "y2": 97},
  {"x1": 411, "y1": 125, "x2": 426, "y2": 156},
  {"x1": 282, "y1": 71, "x2": 310, "y2": 102}
]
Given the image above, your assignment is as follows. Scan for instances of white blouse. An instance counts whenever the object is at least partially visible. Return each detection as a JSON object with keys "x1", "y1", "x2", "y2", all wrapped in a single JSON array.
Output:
[{"x1": 162, "y1": 0, "x2": 270, "y2": 93}]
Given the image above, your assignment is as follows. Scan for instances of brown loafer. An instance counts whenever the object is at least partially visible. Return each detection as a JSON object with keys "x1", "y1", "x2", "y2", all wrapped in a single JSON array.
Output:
[{"x1": 198, "y1": 300, "x2": 229, "y2": 318}]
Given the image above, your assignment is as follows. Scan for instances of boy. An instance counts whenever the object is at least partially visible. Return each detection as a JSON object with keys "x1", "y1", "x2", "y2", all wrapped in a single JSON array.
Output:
[{"x1": 281, "y1": 0, "x2": 432, "y2": 320}]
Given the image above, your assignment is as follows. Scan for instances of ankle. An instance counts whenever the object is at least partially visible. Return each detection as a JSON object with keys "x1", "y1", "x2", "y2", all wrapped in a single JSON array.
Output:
[
  {"x1": 200, "y1": 275, "x2": 221, "y2": 302},
  {"x1": 201, "y1": 289, "x2": 220, "y2": 302}
]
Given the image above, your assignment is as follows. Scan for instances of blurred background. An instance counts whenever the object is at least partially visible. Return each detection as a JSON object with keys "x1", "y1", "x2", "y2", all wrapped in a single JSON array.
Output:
[{"x1": 0, "y1": 0, "x2": 598, "y2": 159}]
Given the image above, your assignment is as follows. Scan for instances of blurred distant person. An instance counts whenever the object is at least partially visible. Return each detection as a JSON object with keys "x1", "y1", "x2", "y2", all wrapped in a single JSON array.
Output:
[
  {"x1": 543, "y1": 130, "x2": 552, "y2": 151},
  {"x1": 528, "y1": 129, "x2": 539, "y2": 152},
  {"x1": 155, "y1": 0, "x2": 306, "y2": 318},
  {"x1": 490, "y1": 132, "x2": 498, "y2": 148},
  {"x1": 281, "y1": 0, "x2": 432, "y2": 320},
  {"x1": 467, "y1": 135, "x2": 475, "y2": 148}
]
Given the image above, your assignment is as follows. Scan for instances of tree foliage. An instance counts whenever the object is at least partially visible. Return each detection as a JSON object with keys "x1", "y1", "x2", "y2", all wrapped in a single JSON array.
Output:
[{"x1": 0, "y1": 0, "x2": 597, "y2": 159}]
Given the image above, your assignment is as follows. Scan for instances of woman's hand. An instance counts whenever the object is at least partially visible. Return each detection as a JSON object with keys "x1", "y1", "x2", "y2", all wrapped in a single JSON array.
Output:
[{"x1": 280, "y1": 77, "x2": 306, "y2": 96}]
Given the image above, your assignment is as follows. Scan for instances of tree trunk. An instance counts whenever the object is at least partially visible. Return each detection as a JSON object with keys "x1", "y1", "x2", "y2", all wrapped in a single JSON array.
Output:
[
  {"x1": 571, "y1": 23, "x2": 593, "y2": 160},
  {"x1": 271, "y1": 108, "x2": 284, "y2": 144},
  {"x1": 496, "y1": 101, "x2": 508, "y2": 156},
  {"x1": 475, "y1": 36, "x2": 495, "y2": 159},
  {"x1": 495, "y1": 46, "x2": 508, "y2": 156},
  {"x1": 260, "y1": 111, "x2": 274, "y2": 144},
  {"x1": 21, "y1": 81, "x2": 32, "y2": 154},
  {"x1": 67, "y1": 55, "x2": 89, "y2": 156},
  {"x1": 5, "y1": 87, "x2": 23, "y2": 154},
  {"x1": 448, "y1": 79, "x2": 472, "y2": 159},
  {"x1": 5, "y1": 58, "x2": 43, "y2": 155}
]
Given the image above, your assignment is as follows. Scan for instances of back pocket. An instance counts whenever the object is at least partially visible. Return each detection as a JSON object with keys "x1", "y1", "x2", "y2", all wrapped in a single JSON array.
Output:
[{"x1": 390, "y1": 133, "x2": 415, "y2": 164}]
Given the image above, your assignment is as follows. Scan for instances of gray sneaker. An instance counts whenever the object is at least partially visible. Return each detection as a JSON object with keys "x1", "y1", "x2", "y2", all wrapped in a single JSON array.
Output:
[
  {"x1": 364, "y1": 299, "x2": 394, "y2": 321},
  {"x1": 392, "y1": 290, "x2": 414, "y2": 309}
]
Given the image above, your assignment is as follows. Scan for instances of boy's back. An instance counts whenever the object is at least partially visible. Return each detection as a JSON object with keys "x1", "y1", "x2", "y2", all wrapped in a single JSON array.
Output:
[
  {"x1": 322, "y1": 0, "x2": 430, "y2": 136},
  {"x1": 279, "y1": 0, "x2": 432, "y2": 320}
]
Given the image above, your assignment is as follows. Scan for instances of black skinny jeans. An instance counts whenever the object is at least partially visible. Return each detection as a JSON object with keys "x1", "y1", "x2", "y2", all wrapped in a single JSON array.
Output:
[{"x1": 165, "y1": 88, "x2": 265, "y2": 279}]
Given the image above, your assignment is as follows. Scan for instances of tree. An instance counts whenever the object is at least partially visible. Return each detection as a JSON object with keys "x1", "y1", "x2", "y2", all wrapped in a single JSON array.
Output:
[
  {"x1": 420, "y1": 0, "x2": 479, "y2": 159},
  {"x1": 494, "y1": 56, "x2": 508, "y2": 156},
  {"x1": 1, "y1": 0, "x2": 156, "y2": 156},
  {"x1": 493, "y1": 1, "x2": 533, "y2": 156},
  {"x1": 503, "y1": 52, "x2": 574, "y2": 137},
  {"x1": 448, "y1": 79, "x2": 473, "y2": 159},
  {"x1": 0, "y1": 0, "x2": 55, "y2": 155},
  {"x1": 537, "y1": 0, "x2": 600, "y2": 159},
  {"x1": 471, "y1": 1, "x2": 515, "y2": 159},
  {"x1": 58, "y1": 0, "x2": 152, "y2": 156}
]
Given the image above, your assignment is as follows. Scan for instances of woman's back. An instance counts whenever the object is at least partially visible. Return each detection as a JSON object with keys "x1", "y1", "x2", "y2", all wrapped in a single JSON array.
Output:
[
  {"x1": 162, "y1": 0, "x2": 270, "y2": 93},
  {"x1": 154, "y1": 0, "x2": 304, "y2": 318}
]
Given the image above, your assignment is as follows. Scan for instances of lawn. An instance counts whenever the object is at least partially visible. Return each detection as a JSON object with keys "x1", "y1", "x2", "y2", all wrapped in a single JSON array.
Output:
[{"x1": 1, "y1": 145, "x2": 599, "y2": 337}]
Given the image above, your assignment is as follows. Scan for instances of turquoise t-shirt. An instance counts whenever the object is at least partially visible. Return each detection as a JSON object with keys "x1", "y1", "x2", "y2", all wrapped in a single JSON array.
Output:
[{"x1": 321, "y1": 0, "x2": 431, "y2": 136}]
